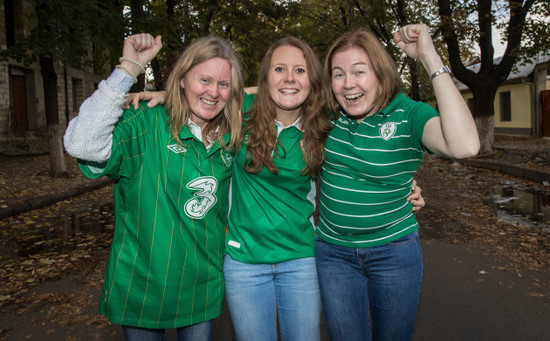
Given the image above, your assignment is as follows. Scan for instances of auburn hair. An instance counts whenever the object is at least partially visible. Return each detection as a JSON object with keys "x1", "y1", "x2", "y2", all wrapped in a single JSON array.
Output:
[
  {"x1": 324, "y1": 29, "x2": 402, "y2": 117},
  {"x1": 244, "y1": 36, "x2": 332, "y2": 177}
]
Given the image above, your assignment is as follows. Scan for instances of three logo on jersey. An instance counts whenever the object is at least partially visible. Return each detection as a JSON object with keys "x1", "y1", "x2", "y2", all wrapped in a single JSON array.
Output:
[{"x1": 166, "y1": 143, "x2": 233, "y2": 219}]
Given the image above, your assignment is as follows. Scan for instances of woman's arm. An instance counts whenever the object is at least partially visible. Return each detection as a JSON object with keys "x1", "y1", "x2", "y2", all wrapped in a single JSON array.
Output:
[
  {"x1": 394, "y1": 24, "x2": 480, "y2": 159},
  {"x1": 64, "y1": 34, "x2": 162, "y2": 163},
  {"x1": 125, "y1": 86, "x2": 258, "y2": 111},
  {"x1": 64, "y1": 73, "x2": 131, "y2": 163}
]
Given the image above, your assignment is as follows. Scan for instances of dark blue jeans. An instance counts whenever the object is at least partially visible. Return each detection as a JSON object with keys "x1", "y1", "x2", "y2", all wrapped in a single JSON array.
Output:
[
  {"x1": 122, "y1": 321, "x2": 212, "y2": 341},
  {"x1": 315, "y1": 231, "x2": 423, "y2": 341}
]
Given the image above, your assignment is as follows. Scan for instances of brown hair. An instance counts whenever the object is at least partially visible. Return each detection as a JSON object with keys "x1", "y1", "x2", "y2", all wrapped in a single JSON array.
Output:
[
  {"x1": 324, "y1": 29, "x2": 402, "y2": 116},
  {"x1": 244, "y1": 36, "x2": 332, "y2": 176},
  {"x1": 164, "y1": 36, "x2": 244, "y2": 149}
]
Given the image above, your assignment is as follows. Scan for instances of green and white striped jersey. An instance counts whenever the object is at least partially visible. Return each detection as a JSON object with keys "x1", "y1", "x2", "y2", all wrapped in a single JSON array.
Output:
[{"x1": 317, "y1": 93, "x2": 438, "y2": 247}]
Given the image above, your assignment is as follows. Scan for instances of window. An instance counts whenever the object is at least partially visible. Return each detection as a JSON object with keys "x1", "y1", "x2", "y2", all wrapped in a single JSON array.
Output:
[
  {"x1": 500, "y1": 91, "x2": 511, "y2": 122},
  {"x1": 4, "y1": 0, "x2": 15, "y2": 47}
]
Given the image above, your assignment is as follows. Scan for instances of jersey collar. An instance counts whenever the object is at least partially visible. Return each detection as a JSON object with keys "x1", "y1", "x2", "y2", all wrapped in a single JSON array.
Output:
[{"x1": 274, "y1": 116, "x2": 303, "y2": 136}]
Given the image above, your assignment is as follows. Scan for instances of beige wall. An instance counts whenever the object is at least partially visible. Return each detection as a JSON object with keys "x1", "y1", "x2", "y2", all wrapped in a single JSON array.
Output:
[
  {"x1": 495, "y1": 83, "x2": 532, "y2": 128},
  {"x1": 462, "y1": 82, "x2": 533, "y2": 130}
]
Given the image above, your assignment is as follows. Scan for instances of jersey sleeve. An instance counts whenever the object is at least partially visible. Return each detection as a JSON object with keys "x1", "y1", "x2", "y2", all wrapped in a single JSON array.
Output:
[{"x1": 409, "y1": 101, "x2": 439, "y2": 152}]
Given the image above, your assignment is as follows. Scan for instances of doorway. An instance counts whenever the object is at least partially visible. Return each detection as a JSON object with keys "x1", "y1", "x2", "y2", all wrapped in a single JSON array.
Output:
[{"x1": 10, "y1": 73, "x2": 28, "y2": 134}]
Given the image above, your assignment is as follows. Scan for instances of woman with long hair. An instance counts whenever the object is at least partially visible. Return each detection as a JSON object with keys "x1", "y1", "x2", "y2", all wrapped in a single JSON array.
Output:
[{"x1": 64, "y1": 33, "x2": 244, "y2": 340}]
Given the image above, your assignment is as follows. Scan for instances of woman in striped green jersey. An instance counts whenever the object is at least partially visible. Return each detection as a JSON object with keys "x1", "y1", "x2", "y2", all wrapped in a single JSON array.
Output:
[{"x1": 315, "y1": 24, "x2": 479, "y2": 341}]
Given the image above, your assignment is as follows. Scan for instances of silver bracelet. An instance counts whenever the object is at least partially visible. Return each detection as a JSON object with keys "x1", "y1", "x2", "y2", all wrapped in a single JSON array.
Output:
[
  {"x1": 119, "y1": 57, "x2": 146, "y2": 74},
  {"x1": 430, "y1": 65, "x2": 451, "y2": 81},
  {"x1": 115, "y1": 65, "x2": 138, "y2": 84}
]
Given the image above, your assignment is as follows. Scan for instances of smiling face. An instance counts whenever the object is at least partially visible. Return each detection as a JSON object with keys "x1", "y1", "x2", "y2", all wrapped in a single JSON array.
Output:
[
  {"x1": 267, "y1": 45, "x2": 311, "y2": 122},
  {"x1": 331, "y1": 46, "x2": 380, "y2": 122},
  {"x1": 180, "y1": 57, "x2": 232, "y2": 128}
]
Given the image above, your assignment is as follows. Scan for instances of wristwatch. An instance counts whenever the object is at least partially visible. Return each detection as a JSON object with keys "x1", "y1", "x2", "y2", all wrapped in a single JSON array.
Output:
[{"x1": 430, "y1": 65, "x2": 451, "y2": 81}]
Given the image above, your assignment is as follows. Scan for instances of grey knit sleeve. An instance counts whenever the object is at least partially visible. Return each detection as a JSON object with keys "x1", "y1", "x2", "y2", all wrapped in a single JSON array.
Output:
[{"x1": 63, "y1": 69, "x2": 134, "y2": 163}]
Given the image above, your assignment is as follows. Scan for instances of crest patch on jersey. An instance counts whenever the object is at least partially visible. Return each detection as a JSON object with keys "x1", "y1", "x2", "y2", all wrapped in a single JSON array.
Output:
[
  {"x1": 167, "y1": 144, "x2": 186, "y2": 154},
  {"x1": 379, "y1": 122, "x2": 397, "y2": 140},
  {"x1": 221, "y1": 149, "x2": 233, "y2": 167}
]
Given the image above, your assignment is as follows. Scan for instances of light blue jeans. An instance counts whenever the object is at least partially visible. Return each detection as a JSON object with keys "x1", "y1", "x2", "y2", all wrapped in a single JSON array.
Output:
[
  {"x1": 315, "y1": 231, "x2": 424, "y2": 341},
  {"x1": 223, "y1": 254, "x2": 321, "y2": 341},
  {"x1": 122, "y1": 321, "x2": 212, "y2": 341}
]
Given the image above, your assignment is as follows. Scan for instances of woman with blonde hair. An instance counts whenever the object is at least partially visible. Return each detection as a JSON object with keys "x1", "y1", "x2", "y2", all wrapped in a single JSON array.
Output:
[
  {"x1": 64, "y1": 33, "x2": 243, "y2": 340},
  {"x1": 315, "y1": 24, "x2": 479, "y2": 341}
]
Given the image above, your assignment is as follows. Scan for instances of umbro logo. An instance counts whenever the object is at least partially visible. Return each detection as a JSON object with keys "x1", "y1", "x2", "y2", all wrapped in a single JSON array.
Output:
[{"x1": 167, "y1": 144, "x2": 186, "y2": 154}]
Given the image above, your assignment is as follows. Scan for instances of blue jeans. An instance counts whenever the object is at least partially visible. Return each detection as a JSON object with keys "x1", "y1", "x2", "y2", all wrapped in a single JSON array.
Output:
[
  {"x1": 122, "y1": 321, "x2": 212, "y2": 341},
  {"x1": 315, "y1": 231, "x2": 423, "y2": 341},
  {"x1": 223, "y1": 255, "x2": 321, "y2": 341}
]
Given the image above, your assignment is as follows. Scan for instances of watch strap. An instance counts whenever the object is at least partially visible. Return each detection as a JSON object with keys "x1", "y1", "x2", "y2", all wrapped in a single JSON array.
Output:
[{"x1": 430, "y1": 65, "x2": 451, "y2": 80}]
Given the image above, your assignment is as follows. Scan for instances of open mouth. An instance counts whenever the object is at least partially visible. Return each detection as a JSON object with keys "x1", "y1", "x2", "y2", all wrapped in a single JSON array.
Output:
[
  {"x1": 344, "y1": 93, "x2": 364, "y2": 101},
  {"x1": 201, "y1": 98, "x2": 216, "y2": 106},
  {"x1": 280, "y1": 89, "x2": 298, "y2": 94}
]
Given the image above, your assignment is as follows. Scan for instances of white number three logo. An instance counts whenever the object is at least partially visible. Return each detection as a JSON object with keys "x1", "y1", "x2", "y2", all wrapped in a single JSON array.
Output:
[{"x1": 184, "y1": 176, "x2": 218, "y2": 219}]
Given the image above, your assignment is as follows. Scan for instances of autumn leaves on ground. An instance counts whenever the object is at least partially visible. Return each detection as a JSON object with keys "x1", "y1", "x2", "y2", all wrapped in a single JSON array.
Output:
[{"x1": 0, "y1": 140, "x2": 550, "y2": 339}]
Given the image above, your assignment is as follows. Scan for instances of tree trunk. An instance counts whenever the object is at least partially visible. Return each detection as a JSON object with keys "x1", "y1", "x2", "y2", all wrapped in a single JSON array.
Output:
[
  {"x1": 48, "y1": 123, "x2": 67, "y2": 177},
  {"x1": 474, "y1": 115, "x2": 494, "y2": 154},
  {"x1": 39, "y1": 55, "x2": 67, "y2": 177},
  {"x1": 472, "y1": 88, "x2": 497, "y2": 154},
  {"x1": 408, "y1": 57, "x2": 420, "y2": 101}
]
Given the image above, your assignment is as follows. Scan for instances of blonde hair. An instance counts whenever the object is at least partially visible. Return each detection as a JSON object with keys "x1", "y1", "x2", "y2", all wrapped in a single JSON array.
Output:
[
  {"x1": 244, "y1": 36, "x2": 331, "y2": 177},
  {"x1": 324, "y1": 29, "x2": 402, "y2": 116},
  {"x1": 164, "y1": 36, "x2": 244, "y2": 149}
]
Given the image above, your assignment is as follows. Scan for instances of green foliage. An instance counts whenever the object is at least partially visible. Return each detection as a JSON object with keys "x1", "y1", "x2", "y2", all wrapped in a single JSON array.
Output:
[
  {"x1": 7, "y1": 0, "x2": 546, "y2": 97},
  {"x1": 515, "y1": 1, "x2": 550, "y2": 63},
  {"x1": 0, "y1": 0, "x2": 126, "y2": 72}
]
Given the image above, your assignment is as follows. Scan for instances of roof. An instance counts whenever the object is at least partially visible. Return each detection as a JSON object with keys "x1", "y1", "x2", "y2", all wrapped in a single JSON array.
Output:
[{"x1": 455, "y1": 53, "x2": 550, "y2": 91}]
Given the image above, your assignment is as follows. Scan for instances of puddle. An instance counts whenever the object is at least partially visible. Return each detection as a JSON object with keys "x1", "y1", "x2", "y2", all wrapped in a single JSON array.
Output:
[
  {"x1": 493, "y1": 188, "x2": 550, "y2": 232},
  {"x1": 0, "y1": 201, "x2": 114, "y2": 259}
]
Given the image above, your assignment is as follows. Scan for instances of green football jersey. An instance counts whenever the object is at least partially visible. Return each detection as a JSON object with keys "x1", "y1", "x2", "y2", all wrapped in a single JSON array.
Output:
[
  {"x1": 79, "y1": 103, "x2": 232, "y2": 328},
  {"x1": 226, "y1": 101, "x2": 316, "y2": 264},
  {"x1": 317, "y1": 93, "x2": 438, "y2": 247}
]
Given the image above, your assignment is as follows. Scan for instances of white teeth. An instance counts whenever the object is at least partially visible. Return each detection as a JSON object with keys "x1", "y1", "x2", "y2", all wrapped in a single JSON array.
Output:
[
  {"x1": 201, "y1": 98, "x2": 216, "y2": 105},
  {"x1": 345, "y1": 93, "x2": 363, "y2": 100},
  {"x1": 280, "y1": 89, "x2": 297, "y2": 94}
]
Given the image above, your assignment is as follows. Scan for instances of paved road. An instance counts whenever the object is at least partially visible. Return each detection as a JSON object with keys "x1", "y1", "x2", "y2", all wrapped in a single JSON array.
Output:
[
  {"x1": 2, "y1": 234, "x2": 547, "y2": 340},
  {"x1": 415, "y1": 238, "x2": 549, "y2": 341}
]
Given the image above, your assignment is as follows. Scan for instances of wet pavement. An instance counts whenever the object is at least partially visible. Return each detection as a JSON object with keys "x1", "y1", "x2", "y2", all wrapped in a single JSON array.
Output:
[{"x1": 1, "y1": 135, "x2": 550, "y2": 340}]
